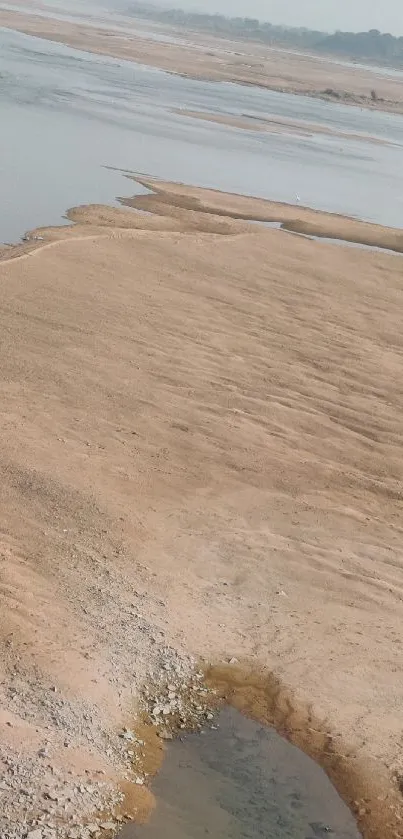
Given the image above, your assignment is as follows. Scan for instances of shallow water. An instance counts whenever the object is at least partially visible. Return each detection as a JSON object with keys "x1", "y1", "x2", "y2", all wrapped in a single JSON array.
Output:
[
  {"x1": 2, "y1": 24, "x2": 403, "y2": 242},
  {"x1": 119, "y1": 707, "x2": 361, "y2": 839},
  {"x1": 304, "y1": 233, "x2": 402, "y2": 256},
  {"x1": 249, "y1": 220, "x2": 403, "y2": 256}
]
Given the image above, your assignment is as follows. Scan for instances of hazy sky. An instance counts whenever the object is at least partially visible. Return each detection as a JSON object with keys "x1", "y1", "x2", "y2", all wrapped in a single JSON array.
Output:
[{"x1": 158, "y1": 1, "x2": 403, "y2": 35}]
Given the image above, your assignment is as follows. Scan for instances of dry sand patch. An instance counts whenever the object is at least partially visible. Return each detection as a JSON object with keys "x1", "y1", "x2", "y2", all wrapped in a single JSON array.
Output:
[{"x1": 0, "y1": 183, "x2": 402, "y2": 837}]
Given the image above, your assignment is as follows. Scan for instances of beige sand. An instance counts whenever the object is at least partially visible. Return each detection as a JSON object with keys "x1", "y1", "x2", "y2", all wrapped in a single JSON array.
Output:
[
  {"x1": 2, "y1": 7, "x2": 403, "y2": 114},
  {"x1": 1, "y1": 182, "x2": 403, "y2": 837},
  {"x1": 125, "y1": 175, "x2": 403, "y2": 253},
  {"x1": 172, "y1": 108, "x2": 397, "y2": 145}
]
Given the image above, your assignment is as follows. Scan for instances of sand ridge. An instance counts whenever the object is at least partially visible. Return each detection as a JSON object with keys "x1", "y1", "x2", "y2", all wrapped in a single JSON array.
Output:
[
  {"x1": 0, "y1": 183, "x2": 403, "y2": 837},
  {"x1": 172, "y1": 108, "x2": 399, "y2": 146}
]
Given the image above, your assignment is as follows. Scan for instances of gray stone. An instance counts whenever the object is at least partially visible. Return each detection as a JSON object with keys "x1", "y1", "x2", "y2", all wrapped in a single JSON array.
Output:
[
  {"x1": 157, "y1": 730, "x2": 173, "y2": 740},
  {"x1": 120, "y1": 729, "x2": 135, "y2": 741}
]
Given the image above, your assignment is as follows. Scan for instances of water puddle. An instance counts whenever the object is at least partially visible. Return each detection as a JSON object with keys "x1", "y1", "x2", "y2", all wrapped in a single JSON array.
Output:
[
  {"x1": 247, "y1": 219, "x2": 283, "y2": 229},
  {"x1": 306, "y1": 234, "x2": 402, "y2": 256},
  {"x1": 118, "y1": 706, "x2": 361, "y2": 839},
  {"x1": 248, "y1": 218, "x2": 402, "y2": 256}
]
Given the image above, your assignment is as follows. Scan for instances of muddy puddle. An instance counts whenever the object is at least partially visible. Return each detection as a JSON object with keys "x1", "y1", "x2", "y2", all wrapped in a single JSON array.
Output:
[{"x1": 118, "y1": 706, "x2": 361, "y2": 839}]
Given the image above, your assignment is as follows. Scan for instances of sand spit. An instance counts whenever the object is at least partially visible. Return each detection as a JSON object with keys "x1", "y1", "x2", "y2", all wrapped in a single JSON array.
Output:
[
  {"x1": 123, "y1": 175, "x2": 403, "y2": 254},
  {"x1": 172, "y1": 108, "x2": 398, "y2": 146},
  {"x1": 2, "y1": 7, "x2": 403, "y2": 114},
  {"x1": 0, "y1": 183, "x2": 403, "y2": 838}
]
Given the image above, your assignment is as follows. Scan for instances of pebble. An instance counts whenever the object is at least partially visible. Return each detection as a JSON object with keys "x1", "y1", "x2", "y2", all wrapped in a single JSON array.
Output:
[
  {"x1": 44, "y1": 792, "x2": 58, "y2": 802},
  {"x1": 157, "y1": 730, "x2": 173, "y2": 740},
  {"x1": 120, "y1": 729, "x2": 135, "y2": 741},
  {"x1": 0, "y1": 629, "x2": 200, "y2": 839}
]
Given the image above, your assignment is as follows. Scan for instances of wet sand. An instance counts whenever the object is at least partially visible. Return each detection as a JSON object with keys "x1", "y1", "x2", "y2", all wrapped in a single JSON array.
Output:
[
  {"x1": 172, "y1": 108, "x2": 398, "y2": 146},
  {"x1": 2, "y1": 6, "x2": 403, "y2": 114},
  {"x1": 1, "y1": 182, "x2": 403, "y2": 838}
]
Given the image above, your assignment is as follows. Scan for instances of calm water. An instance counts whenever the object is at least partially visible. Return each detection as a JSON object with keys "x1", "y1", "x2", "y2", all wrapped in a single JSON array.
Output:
[
  {"x1": 1, "y1": 24, "x2": 403, "y2": 242},
  {"x1": 118, "y1": 707, "x2": 361, "y2": 839}
]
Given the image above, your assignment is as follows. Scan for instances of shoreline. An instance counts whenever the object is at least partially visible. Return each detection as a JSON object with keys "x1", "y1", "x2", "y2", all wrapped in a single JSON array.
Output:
[
  {"x1": 123, "y1": 175, "x2": 403, "y2": 254},
  {"x1": 0, "y1": 184, "x2": 403, "y2": 838},
  {"x1": 3, "y1": 175, "x2": 403, "y2": 263},
  {"x1": 207, "y1": 665, "x2": 403, "y2": 839},
  {"x1": 2, "y1": 8, "x2": 403, "y2": 115},
  {"x1": 117, "y1": 659, "x2": 403, "y2": 839}
]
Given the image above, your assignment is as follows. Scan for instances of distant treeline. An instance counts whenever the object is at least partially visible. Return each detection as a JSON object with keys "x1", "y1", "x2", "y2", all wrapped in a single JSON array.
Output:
[{"x1": 124, "y1": 3, "x2": 403, "y2": 66}]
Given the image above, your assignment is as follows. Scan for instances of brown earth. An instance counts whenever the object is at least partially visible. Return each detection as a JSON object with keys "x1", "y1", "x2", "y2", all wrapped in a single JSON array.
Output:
[
  {"x1": 2, "y1": 6, "x2": 403, "y2": 114},
  {"x1": 1, "y1": 181, "x2": 403, "y2": 838}
]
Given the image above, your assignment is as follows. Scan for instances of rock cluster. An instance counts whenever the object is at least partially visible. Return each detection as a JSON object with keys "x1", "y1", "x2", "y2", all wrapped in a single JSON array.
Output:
[
  {"x1": 0, "y1": 744, "x2": 123, "y2": 839},
  {"x1": 0, "y1": 646, "x2": 216, "y2": 839},
  {"x1": 141, "y1": 649, "x2": 217, "y2": 733}
]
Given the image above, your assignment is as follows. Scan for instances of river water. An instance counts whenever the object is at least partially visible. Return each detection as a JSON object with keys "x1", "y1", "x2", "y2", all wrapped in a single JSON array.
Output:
[{"x1": 1, "y1": 23, "x2": 403, "y2": 242}]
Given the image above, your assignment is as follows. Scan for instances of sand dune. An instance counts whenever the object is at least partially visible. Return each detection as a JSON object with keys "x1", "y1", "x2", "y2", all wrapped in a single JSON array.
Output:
[{"x1": 0, "y1": 184, "x2": 403, "y2": 838}]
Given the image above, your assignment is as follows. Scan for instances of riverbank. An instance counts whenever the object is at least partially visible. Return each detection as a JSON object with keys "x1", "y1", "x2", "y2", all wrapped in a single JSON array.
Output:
[
  {"x1": 2, "y1": 7, "x2": 403, "y2": 115},
  {"x1": 1, "y1": 182, "x2": 403, "y2": 838}
]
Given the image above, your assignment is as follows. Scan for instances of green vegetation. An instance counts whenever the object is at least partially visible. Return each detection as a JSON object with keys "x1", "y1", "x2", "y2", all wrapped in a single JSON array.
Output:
[{"x1": 124, "y1": 3, "x2": 403, "y2": 67}]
